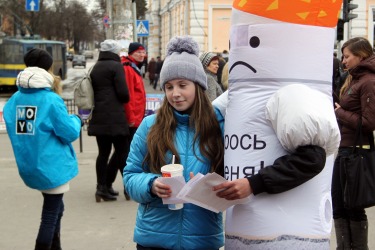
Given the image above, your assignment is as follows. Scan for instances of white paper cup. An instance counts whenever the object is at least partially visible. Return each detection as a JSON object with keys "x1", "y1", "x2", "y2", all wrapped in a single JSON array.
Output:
[
  {"x1": 161, "y1": 164, "x2": 184, "y2": 177},
  {"x1": 161, "y1": 164, "x2": 184, "y2": 210}
]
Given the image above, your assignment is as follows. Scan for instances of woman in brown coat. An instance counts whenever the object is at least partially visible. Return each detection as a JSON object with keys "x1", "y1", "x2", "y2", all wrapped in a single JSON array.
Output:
[{"x1": 332, "y1": 37, "x2": 375, "y2": 249}]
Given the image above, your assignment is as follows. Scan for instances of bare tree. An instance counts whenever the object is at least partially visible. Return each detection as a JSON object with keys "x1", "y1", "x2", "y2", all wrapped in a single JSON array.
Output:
[
  {"x1": 0, "y1": 0, "x2": 102, "y2": 48},
  {"x1": 135, "y1": 0, "x2": 147, "y2": 20}
]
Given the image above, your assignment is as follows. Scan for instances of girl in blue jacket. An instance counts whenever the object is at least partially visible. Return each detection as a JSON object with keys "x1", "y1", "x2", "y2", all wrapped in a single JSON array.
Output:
[
  {"x1": 4, "y1": 48, "x2": 82, "y2": 250},
  {"x1": 123, "y1": 36, "x2": 225, "y2": 249}
]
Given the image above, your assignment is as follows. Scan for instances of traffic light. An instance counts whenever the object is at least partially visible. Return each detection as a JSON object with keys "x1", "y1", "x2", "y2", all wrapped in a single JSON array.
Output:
[
  {"x1": 343, "y1": 0, "x2": 358, "y2": 22},
  {"x1": 336, "y1": 19, "x2": 344, "y2": 41}
]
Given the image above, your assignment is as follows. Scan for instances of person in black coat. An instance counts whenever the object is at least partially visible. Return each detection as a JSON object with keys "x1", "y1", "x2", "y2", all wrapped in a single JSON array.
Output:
[{"x1": 88, "y1": 39, "x2": 130, "y2": 202}]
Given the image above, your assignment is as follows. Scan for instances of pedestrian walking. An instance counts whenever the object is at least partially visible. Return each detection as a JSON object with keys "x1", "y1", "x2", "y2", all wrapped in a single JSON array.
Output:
[
  {"x1": 88, "y1": 39, "x2": 130, "y2": 202},
  {"x1": 3, "y1": 48, "x2": 82, "y2": 250},
  {"x1": 153, "y1": 56, "x2": 163, "y2": 90},
  {"x1": 120, "y1": 42, "x2": 146, "y2": 141},
  {"x1": 123, "y1": 35, "x2": 225, "y2": 249},
  {"x1": 332, "y1": 37, "x2": 375, "y2": 249},
  {"x1": 147, "y1": 57, "x2": 157, "y2": 85},
  {"x1": 105, "y1": 42, "x2": 147, "y2": 200}
]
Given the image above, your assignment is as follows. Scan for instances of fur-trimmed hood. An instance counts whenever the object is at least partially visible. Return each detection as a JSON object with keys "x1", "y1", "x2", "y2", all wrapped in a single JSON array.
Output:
[{"x1": 16, "y1": 67, "x2": 54, "y2": 89}]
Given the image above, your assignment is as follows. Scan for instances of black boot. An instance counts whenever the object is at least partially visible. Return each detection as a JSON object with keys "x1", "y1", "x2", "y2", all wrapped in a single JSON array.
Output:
[
  {"x1": 350, "y1": 220, "x2": 369, "y2": 250},
  {"x1": 123, "y1": 184, "x2": 130, "y2": 200},
  {"x1": 124, "y1": 189, "x2": 130, "y2": 201},
  {"x1": 95, "y1": 185, "x2": 117, "y2": 202},
  {"x1": 51, "y1": 232, "x2": 62, "y2": 250},
  {"x1": 334, "y1": 218, "x2": 351, "y2": 250},
  {"x1": 35, "y1": 241, "x2": 51, "y2": 250},
  {"x1": 107, "y1": 185, "x2": 119, "y2": 196}
]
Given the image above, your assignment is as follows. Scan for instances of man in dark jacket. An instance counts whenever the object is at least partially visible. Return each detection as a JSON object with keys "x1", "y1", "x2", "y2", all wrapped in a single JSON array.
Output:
[{"x1": 88, "y1": 39, "x2": 130, "y2": 202}]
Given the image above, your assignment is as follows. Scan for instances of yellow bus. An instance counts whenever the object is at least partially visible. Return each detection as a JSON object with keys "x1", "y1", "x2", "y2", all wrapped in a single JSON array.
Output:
[{"x1": 0, "y1": 37, "x2": 67, "y2": 93}]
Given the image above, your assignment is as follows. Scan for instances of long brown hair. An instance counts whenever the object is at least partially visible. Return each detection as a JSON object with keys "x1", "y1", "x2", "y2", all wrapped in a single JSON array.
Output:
[
  {"x1": 340, "y1": 37, "x2": 373, "y2": 98},
  {"x1": 144, "y1": 84, "x2": 224, "y2": 175},
  {"x1": 47, "y1": 65, "x2": 62, "y2": 95}
]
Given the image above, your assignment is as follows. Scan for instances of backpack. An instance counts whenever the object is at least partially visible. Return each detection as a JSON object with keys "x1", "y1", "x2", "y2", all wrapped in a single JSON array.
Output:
[{"x1": 74, "y1": 66, "x2": 94, "y2": 111}]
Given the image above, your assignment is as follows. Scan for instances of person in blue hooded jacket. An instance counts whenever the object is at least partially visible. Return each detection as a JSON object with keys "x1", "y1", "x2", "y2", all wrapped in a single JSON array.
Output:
[
  {"x1": 123, "y1": 36, "x2": 225, "y2": 250},
  {"x1": 3, "y1": 48, "x2": 82, "y2": 250}
]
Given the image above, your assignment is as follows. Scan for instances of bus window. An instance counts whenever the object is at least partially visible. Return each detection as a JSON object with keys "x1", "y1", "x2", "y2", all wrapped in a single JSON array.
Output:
[
  {"x1": 0, "y1": 38, "x2": 67, "y2": 94},
  {"x1": 46, "y1": 46, "x2": 53, "y2": 57}
]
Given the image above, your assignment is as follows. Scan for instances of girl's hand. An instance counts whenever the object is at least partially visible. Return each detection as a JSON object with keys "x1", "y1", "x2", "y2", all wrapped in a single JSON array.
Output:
[
  {"x1": 189, "y1": 172, "x2": 194, "y2": 180},
  {"x1": 151, "y1": 179, "x2": 171, "y2": 198},
  {"x1": 213, "y1": 178, "x2": 252, "y2": 200}
]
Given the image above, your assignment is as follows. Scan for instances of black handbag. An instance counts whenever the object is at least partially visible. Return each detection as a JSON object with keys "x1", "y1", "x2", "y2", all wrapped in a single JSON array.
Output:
[{"x1": 340, "y1": 120, "x2": 375, "y2": 209}]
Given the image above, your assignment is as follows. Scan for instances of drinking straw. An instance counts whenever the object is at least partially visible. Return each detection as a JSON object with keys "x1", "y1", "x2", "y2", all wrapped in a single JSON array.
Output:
[{"x1": 172, "y1": 155, "x2": 175, "y2": 164}]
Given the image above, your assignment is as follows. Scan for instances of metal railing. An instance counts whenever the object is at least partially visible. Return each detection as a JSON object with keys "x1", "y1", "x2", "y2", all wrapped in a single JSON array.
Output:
[{"x1": 63, "y1": 98, "x2": 84, "y2": 153}]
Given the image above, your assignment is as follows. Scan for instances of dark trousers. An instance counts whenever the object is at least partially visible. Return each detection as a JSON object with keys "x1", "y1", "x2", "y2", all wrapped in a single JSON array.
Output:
[
  {"x1": 153, "y1": 74, "x2": 160, "y2": 89},
  {"x1": 331, "y1": 147, "x2": 367, "y2": 221},
  {"x1": 36, "y1": 193, "x2": 64, "y2": 245},
  {"x1": 95, "y1": 135, "x2": 129, "y2": 186},
  {"x1": 121, "y1": 127, "x2": 138, "y2": 175}
]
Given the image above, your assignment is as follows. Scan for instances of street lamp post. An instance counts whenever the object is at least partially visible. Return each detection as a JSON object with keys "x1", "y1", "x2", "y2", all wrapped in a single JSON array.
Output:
[
  {"x1": 106, "y1": 0, "x2": 114, "y2": 39},
  {"x1": 132, "y1": 0, "x2": 137, "y2": 42}
]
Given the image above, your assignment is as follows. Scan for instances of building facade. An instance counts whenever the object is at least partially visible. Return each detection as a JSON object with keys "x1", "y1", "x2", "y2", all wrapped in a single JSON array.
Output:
[
  {"x1": 147, "y1": 0, "x2": 231, "y2": 59},
  {"x1": 145, "y1": 0, "x2": 375, "y2": 59}
]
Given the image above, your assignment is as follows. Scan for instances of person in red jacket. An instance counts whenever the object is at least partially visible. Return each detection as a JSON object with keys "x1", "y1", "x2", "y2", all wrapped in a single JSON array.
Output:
[
  {"x1": 107, "y1": 42, "x2": 147, "y2": 200},
  {"x1": 121, "y1": 42, "x2": 146, "y2": 136}
]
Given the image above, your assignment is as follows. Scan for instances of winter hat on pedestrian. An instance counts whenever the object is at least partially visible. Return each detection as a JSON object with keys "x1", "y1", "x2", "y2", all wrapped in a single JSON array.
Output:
[
  {"x1": 128, "y1": 42, "x2": 145, "y2": 55},
  {"x1": 160, "y1": 36, "x2": 207, "y2": 90},
  {"x1": 24, "y1": 48, "x2": 53, "y2": 71},
  {"x1": 100, "y1": 39, "x2": 122, "y2": 54},
  {"x1": 199, "y1": 52, "x2": 219, "y2": 69}
]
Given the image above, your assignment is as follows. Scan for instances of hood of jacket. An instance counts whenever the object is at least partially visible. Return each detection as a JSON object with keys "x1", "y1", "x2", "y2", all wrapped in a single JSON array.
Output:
[
  {"x1": 98, "y1": 51, "x2": 121, "y2": 62},
  {"x1": 16, "y1": 67, "x2": 54, "y2": 89},
  {"x1": 350, "y1": 55, "x2": 375, "y2": 80}
]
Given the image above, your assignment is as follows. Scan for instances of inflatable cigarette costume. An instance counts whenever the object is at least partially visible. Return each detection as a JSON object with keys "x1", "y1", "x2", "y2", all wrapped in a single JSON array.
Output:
[{"x1": 220, "y1": 0, "x2": 342, "y2": 249}]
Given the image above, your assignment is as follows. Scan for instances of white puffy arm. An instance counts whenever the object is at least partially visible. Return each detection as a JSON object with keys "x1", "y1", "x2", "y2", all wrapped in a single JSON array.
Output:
[
  {"x1": 265, "y1": 84, "x2": 340, "y2": 155},
  {"x1": 212, "y1": 90, "x2": 228, "y2": 118}
]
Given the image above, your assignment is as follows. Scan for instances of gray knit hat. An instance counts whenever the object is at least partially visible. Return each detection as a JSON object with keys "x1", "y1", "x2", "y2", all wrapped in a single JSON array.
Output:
[
  {"x1": 160, "y1": 36, "x2": 207, "y2": 90},
  {"x1": 199, "y1": 52, "x2": 218, "y2": 69},
  {"x1": 100, "y1": 39, "x2": 122, "y2": 54}
]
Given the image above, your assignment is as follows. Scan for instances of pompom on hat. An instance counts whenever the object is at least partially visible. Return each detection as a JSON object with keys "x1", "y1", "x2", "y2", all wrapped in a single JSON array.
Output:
[
  {"x1": 160, "y1": 36, "x2": 207, "y2": 90},
  {"x1": 100, "y1": 39, "x2": 122, "y2": 54},
  {"x1": 24, "y1": 48, "x2": 53, "y2": 71}
]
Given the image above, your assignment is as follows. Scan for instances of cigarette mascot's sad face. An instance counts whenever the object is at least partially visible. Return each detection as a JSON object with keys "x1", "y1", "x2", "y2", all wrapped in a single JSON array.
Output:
[{"x1": 229, "y1": 0, "x2": 342, "y2": 85}]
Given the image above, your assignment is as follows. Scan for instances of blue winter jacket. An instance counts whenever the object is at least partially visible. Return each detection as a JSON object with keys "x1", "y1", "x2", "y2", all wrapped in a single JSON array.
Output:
[
  {"x1": 4, "y1": 67, "x2": 81, "y2": 190},
  {"x1": 123, "y1": 109, "x2": 224, "y2": 250}
]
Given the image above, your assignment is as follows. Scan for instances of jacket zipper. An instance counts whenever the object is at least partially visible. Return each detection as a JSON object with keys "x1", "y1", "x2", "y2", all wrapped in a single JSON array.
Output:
[{"x1": 178, "y1": 124, "x2": 190, "y2": 249}]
